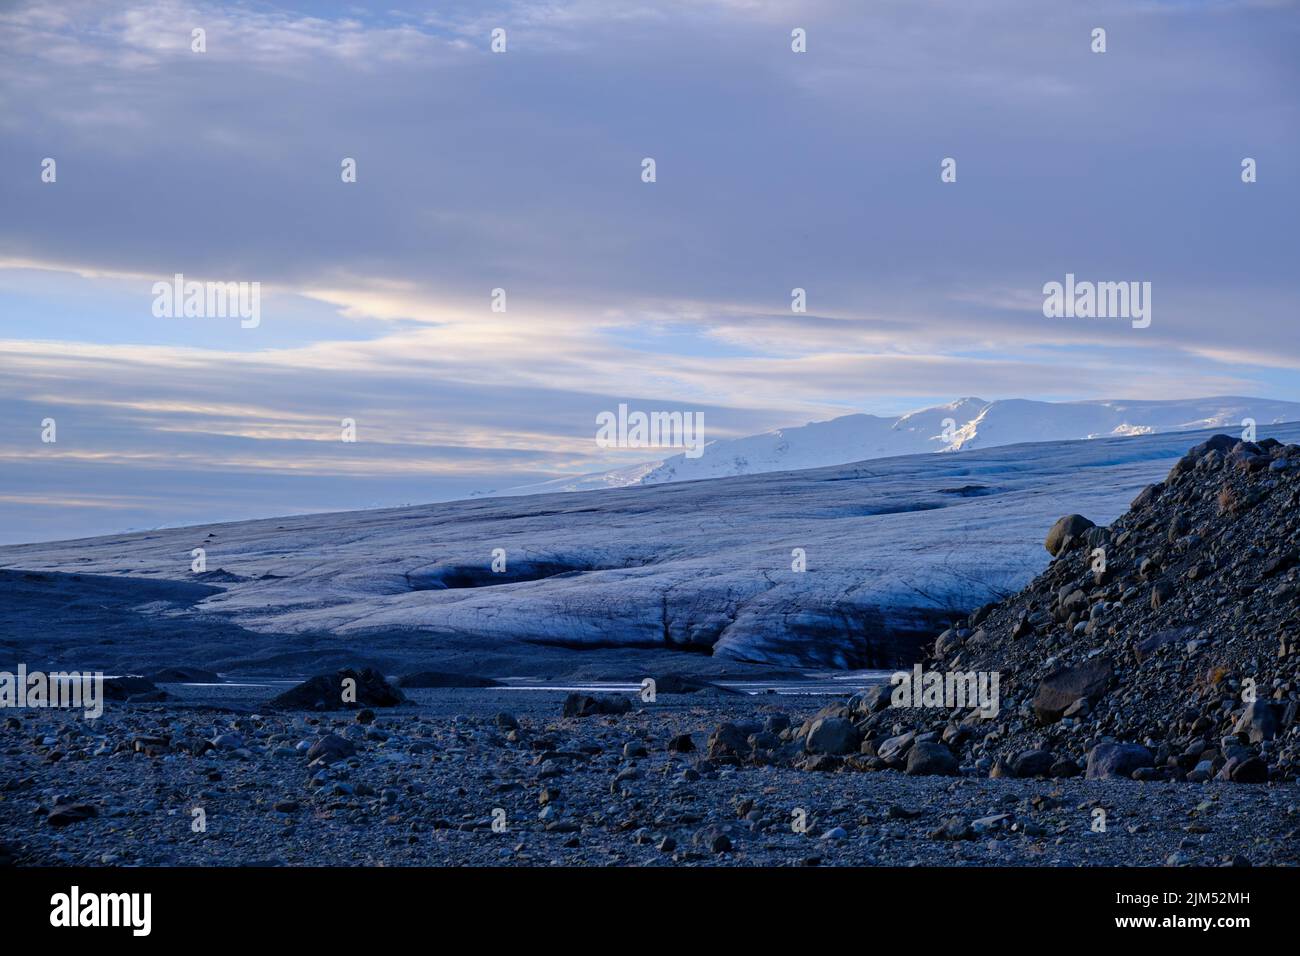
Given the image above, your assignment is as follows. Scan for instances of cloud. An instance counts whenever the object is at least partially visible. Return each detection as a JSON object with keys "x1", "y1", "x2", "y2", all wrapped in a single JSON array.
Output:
[{"x1": 0, "y1": 0, "x2": 1296, "y2": 540}]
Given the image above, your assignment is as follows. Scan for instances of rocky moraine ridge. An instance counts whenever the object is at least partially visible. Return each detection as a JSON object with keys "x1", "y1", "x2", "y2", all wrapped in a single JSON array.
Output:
[{"x1": 756, "y1": 433, "x2": 1300, "y2": 787}]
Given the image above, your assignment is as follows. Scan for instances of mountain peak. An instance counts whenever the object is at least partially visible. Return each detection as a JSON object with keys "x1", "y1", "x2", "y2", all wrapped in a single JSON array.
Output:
[{"x1": 488, "y1": 396, "x2": 1300, "y2": 498}]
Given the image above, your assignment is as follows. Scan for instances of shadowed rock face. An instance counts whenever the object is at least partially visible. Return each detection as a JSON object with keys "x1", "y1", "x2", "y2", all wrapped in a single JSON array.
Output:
[{"x1": 2, "y1": 425, "x2": 1299, "y2": 669}]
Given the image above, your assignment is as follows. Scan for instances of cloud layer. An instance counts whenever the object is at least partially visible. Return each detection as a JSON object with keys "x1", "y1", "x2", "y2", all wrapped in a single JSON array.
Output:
[{"x1": 0, "y1": 0, "x2": 1297, "y2": 541}]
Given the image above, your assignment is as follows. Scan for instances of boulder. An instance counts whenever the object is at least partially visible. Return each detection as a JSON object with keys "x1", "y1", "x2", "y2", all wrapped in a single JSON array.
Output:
[
  {"x1": 1232, "y1": 701, "x2": 1278, "y2": 743},
  {"x1": 1085, "y1": 742, "x2": 1153, "y2": 779},
  {"x1": 270, "y1": 668, "x2": 405, "y2": 710},
  {"x1": 707, "y1": 723, "x2": 751, "y2": 759},
  {"x1": 667, "y1": 733, "x2": 696, "y2": 753},
  {"x1": 306, "y1": 733, "x2": 356, "y2": 764},
  {"x1": 1032, "y1": 658, "x2": 1112, "y2": 724},
  {"x1": 933, "y1": 629, "x2": 962, "y2": 659},
  {"x1": 1045, "y1": 514, "x2": 1096, "y2": 556},
  {"x1": 876, "y1": 731, "x2": 916, "y2": 762},
  {"x1": 905, "y1": 741, "x2": 958, "y2": 776},
  {"x1": 805, "y1": 716, "x2": 860, "y2": 755},
  {"x1": 1010, "y1": 749, "x2": 1055, "y2": 778}
]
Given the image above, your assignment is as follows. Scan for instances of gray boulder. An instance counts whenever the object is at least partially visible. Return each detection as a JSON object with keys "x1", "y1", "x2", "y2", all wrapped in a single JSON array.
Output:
[
  {"x1": 905, "y1": 741, "x2": 958, "y2": 776},
  {"x1": 1085, "y1": 742, "x2": 1153, "y2": 779},
  {"x1": 805, "y1": 716, "x2": 860, "y2": 755}
]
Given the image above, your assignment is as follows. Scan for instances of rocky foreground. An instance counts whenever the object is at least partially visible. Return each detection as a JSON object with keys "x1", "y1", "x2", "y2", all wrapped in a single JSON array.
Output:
[{"x1": 2, "y1": 684, "x2": 1297, "y2": 868}]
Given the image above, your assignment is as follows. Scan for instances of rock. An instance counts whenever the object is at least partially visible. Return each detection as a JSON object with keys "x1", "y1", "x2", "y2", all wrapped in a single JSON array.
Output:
[
  {"x1": 211, "y1": 732, "x2": 244, "y2": 751},
  {"x1": 1049, "y1": 757, "x2": 1081, "y2": 778},
  {"x1": 934, "y1": 628, "x2": 962, "y2": 659},
  {"x1": 971, "y1": 813, "x2": 1012, "y2": 834},
  {"x1": 693, "y1": 826, "x2": 733, "y2": 854},
  {"x1": 1233, "y1": 701, "x2": 1278, "y2": 743},
  {"x1": 1230, "y1": 757, "x2": 1269, "y2": 784},
  {"x1": 667, "y1": 733, "x2": 696, "y2": 753},
  {"x1": 764, "y1": 713, "x2": 792, "y2": 733},
  {"x1": 47, "y1": 803, "x2": 97, "y2": 827},
  {"x1": 804, "y1": 716, "x2": 860, "y2": 755},
  {"x1": 852, "y1": 684, "x2": 894, "y2": 715},
  {"x1": 875, "y1": 732, "x2": 916, "y2": 763},
  {"x1": 1032, "y1": 658, "x2": 1112, "y2": 724},
  {"x1": 1010, "y1": 749, "x2": 1055, "y2": 778},
  {"x1": 1134, "y1": 627, "x2": 1195, "y2": 663},
  {"x1": 929, "y1": 817, "x2": 974, "y2": 841},
  {"x1": 1045, "y1": 514, "x2": 1095, "y2": 556},
  {"x1": 306, "y1": 733, "x2": 356, "y2": 764},
  {"x1": 561, "y1": 694, "x2": 631, "y2": 718},
  {"x1": 820, "y1": 827, "x2": 848, "y2": 841},
  {"x1": 271, "y1": 668, "x2": 405, "y2": 710},
  {"x1": 707, "y1": 723, "x2": 751, "y2": 759},
  {"x1": 1061, "y1": 698, "x2": 1090, "y2": 719},
  {"x1": 1085, "y1": 742, "x2": 1154, "y2": 780},
  {"x1": 905, "y1": 741, "x2": 958, "y2": 776},
  {"x1": 495, "y1": 712, "x2": 520, "y2": 731}
]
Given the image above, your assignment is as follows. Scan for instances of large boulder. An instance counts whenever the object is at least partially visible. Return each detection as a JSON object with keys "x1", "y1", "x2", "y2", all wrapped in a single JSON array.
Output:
[
  {"x1": 1085, "y1": 742, "x2": 1153, "y2": 779},
  {"x1": 804, "y1": 716, "x2": 861, "y2": 755},
  {"x1": 905, "y1": 741, "x2": 958, "y2": 776},
  {"x1": 1032, "y1": 657, "x2": 1112, "y2": 724},
  {"x1": 1044, "y1": 514, "x2": 1096, "y2": 556},
  {"x1": 269, "y1": 668, "x2": 405, "y2": 710},
  {"x1": 1010, "y1": 749, "x2": 1055, "y2": 778}
]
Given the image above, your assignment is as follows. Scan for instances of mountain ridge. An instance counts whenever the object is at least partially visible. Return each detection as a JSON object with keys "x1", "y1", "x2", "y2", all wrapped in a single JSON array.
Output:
[{"x1": 487, "y1": 395, "x2": 1300, "y2": 498}]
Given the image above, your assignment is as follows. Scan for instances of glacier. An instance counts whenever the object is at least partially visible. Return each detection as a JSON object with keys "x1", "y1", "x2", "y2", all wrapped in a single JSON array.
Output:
[{"x1": 2, "y1": 423, "x2": 1298, "y2": 670}]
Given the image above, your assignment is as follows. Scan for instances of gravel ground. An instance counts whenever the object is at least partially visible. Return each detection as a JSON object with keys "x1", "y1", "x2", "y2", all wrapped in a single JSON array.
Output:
[{"x1": 3, "y1": 686, "x2": 1298, "y2": 867}]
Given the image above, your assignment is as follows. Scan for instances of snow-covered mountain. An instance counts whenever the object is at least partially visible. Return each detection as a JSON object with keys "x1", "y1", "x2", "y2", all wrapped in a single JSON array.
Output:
[{"x1": 491, "y1": 396, "x2": 1300, "y2": 496}]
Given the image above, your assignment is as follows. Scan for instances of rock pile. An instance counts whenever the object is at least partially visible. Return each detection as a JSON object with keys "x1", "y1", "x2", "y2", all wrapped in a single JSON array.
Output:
[{"x1": 743, "y1": 434, "x2": 1300, "y2": 783}]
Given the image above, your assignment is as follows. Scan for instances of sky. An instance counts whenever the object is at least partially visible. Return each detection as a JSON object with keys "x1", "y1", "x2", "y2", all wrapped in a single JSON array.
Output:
[{"x1": 0, "y1": 0, "x2": 1297, "y2": 543}]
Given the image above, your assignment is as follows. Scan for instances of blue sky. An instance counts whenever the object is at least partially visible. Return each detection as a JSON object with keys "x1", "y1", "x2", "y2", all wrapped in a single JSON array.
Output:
[{"x1": 0, "y1": 0, "x2": 1297, "y2": 542}]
